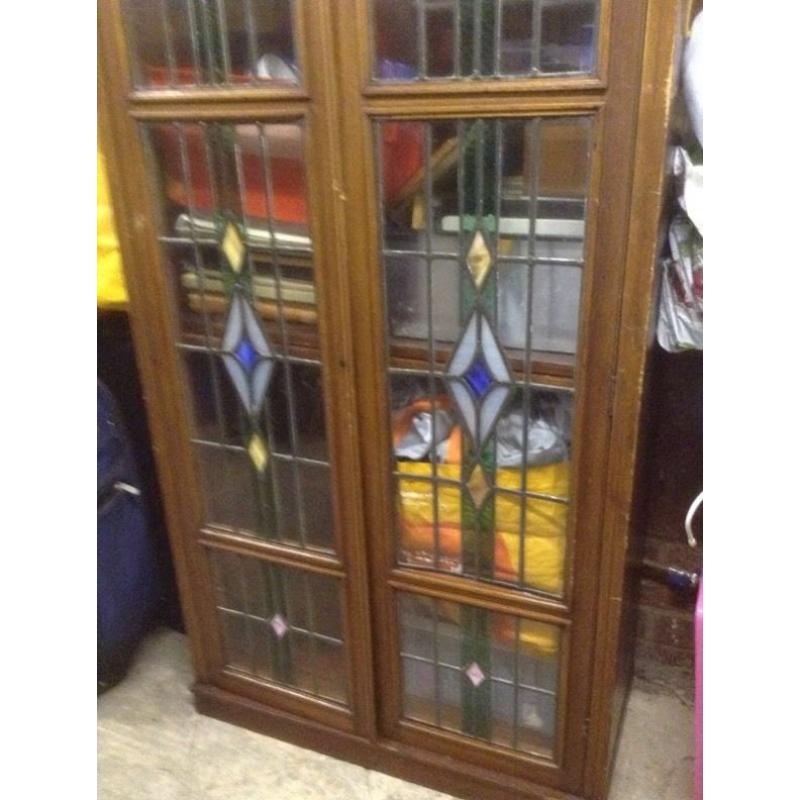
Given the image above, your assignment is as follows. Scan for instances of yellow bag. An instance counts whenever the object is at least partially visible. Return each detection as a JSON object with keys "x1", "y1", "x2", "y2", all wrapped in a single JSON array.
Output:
[
  {"x1": 397, "y1": 459, "x2": 569, "y2": 657},
  {"x1": 97, "y1": 150, "x2": 128, "y2": 309}
]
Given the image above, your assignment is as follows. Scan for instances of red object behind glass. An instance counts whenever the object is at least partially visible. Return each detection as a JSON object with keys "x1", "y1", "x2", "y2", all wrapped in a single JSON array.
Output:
[{"x1": 149, "y1": 68, "x2": 423, "y2": 226}]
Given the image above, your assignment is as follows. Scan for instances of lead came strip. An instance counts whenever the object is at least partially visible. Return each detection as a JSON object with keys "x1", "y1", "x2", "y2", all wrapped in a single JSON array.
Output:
[{"x1": 258, "y1": 123, "x2": 310, "y2": 550}]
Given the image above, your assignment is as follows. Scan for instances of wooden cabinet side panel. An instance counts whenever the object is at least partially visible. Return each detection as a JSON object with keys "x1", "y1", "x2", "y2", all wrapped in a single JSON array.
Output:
[{"x1": 583, "y1": 0, "x2": 687, "y2": 796}]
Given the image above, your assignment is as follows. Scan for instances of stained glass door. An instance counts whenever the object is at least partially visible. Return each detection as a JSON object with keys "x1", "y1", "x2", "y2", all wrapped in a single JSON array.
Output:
[
  {"x1": 373, "y1": 109, "x2": 587, "y2": 769},
  {"x1": 378, "y1": 115, "x2": 589, "y2": 762},
  {"x1": 100, "y1": 0, "x2": 374, "y2": 735},
  {"x1": 335, "y1": 0, "x2": 642, "y2": 791}
]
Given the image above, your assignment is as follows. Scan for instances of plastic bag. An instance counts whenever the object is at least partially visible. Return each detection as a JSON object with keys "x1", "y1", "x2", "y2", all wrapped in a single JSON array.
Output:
[{"x1": 657, "y1": 214, "x2": 703, "y2": 352}]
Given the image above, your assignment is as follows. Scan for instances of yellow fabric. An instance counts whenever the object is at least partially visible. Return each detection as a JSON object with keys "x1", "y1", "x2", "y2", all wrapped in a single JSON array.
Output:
[
  {"x1": 97, "y1": 150, "x2": 128, "y2": 309},
  {"x1": 397, "y1": 460, "x2": 569, "y2": 657}
]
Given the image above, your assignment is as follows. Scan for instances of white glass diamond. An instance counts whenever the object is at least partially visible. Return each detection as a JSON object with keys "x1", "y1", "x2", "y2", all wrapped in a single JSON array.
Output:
[
  {"x1": 269, "y1": 613, "x2": 288, "y2": 639},
  {"x1": 445, "y1": 311, "x2": 514, "y2": 446},
  {"x1": 221, "y1": 290, "x2": 276, "y2": 415},
  {"x1": 464, "y1": 661, "x2": 486, "y2": 687}
]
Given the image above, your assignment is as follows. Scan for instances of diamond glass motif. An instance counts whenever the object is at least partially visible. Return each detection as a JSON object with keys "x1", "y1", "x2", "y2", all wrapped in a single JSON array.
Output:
[
  {"x1": 467, "y1": 230, "x2": 492, "y2": 288},
  {"x1": 270, "y1": 613, "x2": 289, "y2": 639},
  {"x1": 234, "y1": 337, "x2": 259, "y2": 373},
  {"x1": 464, "y1": 356, "x2": 492, "y2": 399},
  {"x1": 466, "y1": 464, "x2": 491, "y2": 508},
  {"x1": 221, "y1": 221, "x2": 245, "y2": 273},
  {"x1": 247, "y1": 432, "x2": 269, "y2": 473},
  {"x1": 445, "y1": 311, "x2": 514, "y2": 446},
  {"x1": 221, "y1": 292, "x2": 275, "y2": 416},
  {"x1": 465, "y1": 662, "x2": 486, "y2": 688}
]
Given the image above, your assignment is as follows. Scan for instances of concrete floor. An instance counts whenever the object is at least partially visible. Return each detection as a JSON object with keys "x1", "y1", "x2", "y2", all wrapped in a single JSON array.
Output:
[{"x1": 98, "y1": 629, "x2": 694, "y2": 800}]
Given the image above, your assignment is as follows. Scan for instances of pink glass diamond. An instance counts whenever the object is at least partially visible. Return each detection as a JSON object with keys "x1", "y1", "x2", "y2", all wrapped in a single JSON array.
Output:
[
  {"x1": 270, "y1": 613, "x2": 288, "y2": 639},
  {"x1": 464, "y1": 662, "x2": 486, "y2": 687}
]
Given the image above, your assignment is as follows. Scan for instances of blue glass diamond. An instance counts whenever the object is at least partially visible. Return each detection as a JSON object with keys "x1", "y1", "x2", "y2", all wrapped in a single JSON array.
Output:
[
  {"x1": 234, "y1": 336, "x2": 259, "y2": 373},
  {"x1": 464, "y1": 356, "x2": 493, "y2": 399}
]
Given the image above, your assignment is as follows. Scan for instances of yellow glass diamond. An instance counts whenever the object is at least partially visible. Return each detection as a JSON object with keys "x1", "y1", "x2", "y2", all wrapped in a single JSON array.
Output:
[
  {"x1": 466, "y1": 464, "x2": 490, "y2": 508},
  {"x1": 221, "y1": 221, "x2": 245, "y2": 273},
  {"x1": 247, "y1": 432, "x2": 269, "y2": 473},
  {"x1": 467, "y1": 230, "x2": 492, "y2": 288}
]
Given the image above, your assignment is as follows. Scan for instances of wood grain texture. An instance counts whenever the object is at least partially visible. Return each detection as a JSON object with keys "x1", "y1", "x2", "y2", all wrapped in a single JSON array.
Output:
[
  {"x1": 582, "y1": 0, "x2": 687, "y2": 796},
  {"x1": 99, "y1": 0, "x2": 689, "y2": 796},
  {"x1": 99, "y1": 0, "x2": 378, "y2": 738},
  {"x1": 332, "y1": 0, "x2": 655, "y2": 793},
  {"x1": 195, "y1": 681, "x2": 582, "y2": 800}
]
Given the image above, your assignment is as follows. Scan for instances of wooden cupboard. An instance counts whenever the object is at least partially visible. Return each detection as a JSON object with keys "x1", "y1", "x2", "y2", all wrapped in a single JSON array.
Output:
[{"x1": 98, "y1": 1, "x2": 689, "y2": 797}]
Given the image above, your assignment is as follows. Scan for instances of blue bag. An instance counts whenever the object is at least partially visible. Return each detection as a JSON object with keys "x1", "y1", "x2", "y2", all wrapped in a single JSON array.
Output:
[{"x1": 97, "y1": 380, "x2": 160, "y2": 690}]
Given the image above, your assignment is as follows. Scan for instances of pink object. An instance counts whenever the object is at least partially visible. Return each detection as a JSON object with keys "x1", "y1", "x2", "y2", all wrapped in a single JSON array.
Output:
[
  {"x1": 270, "y1": 614, "x2": 288, "y2": 640},
  {"x1": 464, "y1": 662, "x2": 486, "y2": 688},
  {"x1": 695, "y1": 579, "x2": 703, "y2": 799}
]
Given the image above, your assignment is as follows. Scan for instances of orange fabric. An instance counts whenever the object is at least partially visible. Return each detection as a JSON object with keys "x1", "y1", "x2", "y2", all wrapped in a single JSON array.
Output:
[
  {"x1": 398, "y1": 459, "x2": 568, "y2": 596},
  {"x1": 400, "y1": 522, "x2": 516, "y2": 578},
  {"x1": 157, "y1": 124, "x2": 308, "y2": 225}
]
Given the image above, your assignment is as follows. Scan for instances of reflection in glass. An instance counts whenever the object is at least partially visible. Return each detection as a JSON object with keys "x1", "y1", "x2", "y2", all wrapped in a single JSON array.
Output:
[
  {"x1": 373, "y1": 0, "x2": 599, "y2": 81},
  {"x1": 398, "y1": 593, "x2": 560, "y2": 756},
  {"x1": 378, "y1": 117, "x2": 591, "y2": 355}
]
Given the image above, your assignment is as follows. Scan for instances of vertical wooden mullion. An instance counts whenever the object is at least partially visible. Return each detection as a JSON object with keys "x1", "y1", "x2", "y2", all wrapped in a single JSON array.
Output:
[
  {"x1": 296, "y1": 0, "x2": 378, "y2": 739},
  {"x1": 329, "y1": 0, "x2": 402, "y2": 739}
]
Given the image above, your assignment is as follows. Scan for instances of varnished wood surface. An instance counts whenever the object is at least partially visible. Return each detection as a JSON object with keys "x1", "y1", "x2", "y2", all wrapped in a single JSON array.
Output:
[
  {"x1": 98, "y1": 0, "x2": 688, "y2": 796},
  {"x1": 99, "y1": 0, "x2": 379, "y2": 738},
  {"x1": 582, "y1": 0, "x2": 687, "y2": 796},
  {"x1": 333, "y1": 0, "x2": 658, "y2": 792},
  {"x1": 195, "y1": 682, "x2": 582, "y2": 800}
]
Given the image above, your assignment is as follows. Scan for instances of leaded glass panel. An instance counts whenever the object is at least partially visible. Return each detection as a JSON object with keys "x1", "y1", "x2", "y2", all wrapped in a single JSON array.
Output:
[
  {"x1": 123, "y1": 0, "x2": 300, "y2": 89},
  {"x1": 372, "y1": 0, "x2": 600, "y2": 81},
  {"x1": 378, "y1": 116, "x2": 589, "y2": 597},
  {"x1": 144, "y1": 120, "x2": 335, "y2": 553},
  {"x1": 211, "y1": 550, "x2": 349, "y2": 705},
  {"x1": 398, "y1": 592, "x2": 561, "y2": 757}
]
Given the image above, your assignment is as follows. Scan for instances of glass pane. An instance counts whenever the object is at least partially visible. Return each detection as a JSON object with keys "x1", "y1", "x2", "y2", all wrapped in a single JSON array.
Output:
[
  {"x1": 143, "y1": 120, "x2": 336, "y2": 553},
  {"x1": 124, "y1": 0, "x2": 299, "y2": 88},
  {"x1": 379, "y1": 117, "x2": 590, "y2": 355},
  {"x1": 393, "y1": 385, "x2": 573, "y2": 594},
  {"x1": 196, "y1": 443, "x2": 261, "y2": 532},
  {"x1": 372, "y1": 0, "x2": 599, "y2": 81},
  {"x1": 211, "y1": 550, "x2": 348, "y2": 705},
  {"x1": 398, "y1": 592, "x2": 561, "y2": 757},
  {"x1": 378, "y1": 116, "x2": 589, "y2": 597}
]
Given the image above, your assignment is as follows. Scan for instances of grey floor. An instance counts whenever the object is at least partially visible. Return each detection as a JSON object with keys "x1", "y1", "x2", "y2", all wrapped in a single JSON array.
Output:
[{"x1": 98, "y1": 629, "x2": 694, "y2": 800}]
